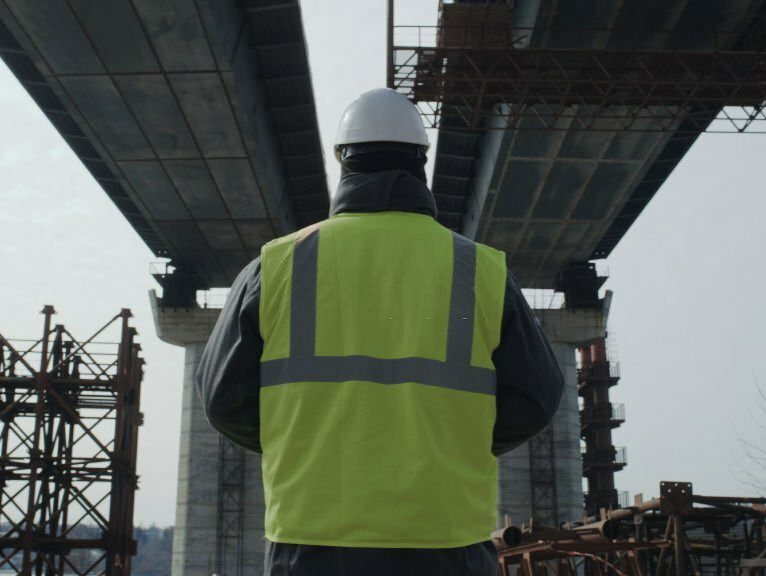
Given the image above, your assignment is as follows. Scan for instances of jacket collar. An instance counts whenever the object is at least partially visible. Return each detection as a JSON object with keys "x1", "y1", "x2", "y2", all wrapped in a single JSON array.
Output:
[{"x1": 329, "y1": 169, "x2": 438, "y2": 219}]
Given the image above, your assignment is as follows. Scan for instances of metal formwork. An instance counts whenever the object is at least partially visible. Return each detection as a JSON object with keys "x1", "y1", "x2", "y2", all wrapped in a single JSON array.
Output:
[{"x1": 0, "y1": 306, "x2": 143, "y2": 575}]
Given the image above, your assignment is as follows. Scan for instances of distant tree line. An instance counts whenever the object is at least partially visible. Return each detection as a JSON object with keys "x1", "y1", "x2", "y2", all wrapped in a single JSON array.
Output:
[
  {"x1": 738, "y1": 378, "x2": 765, "y2": 496},
  {"x1": 133, "y1": 525, "x2": 173, "y2": 576},
  {"x1": 0, "y1": 523, "x2": 172, "y2": 575}
]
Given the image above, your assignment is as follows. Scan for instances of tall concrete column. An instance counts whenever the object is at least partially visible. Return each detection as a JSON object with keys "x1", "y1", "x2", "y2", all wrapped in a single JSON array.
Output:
[
  {"x1": 549, "y1": 341, "x2": 583, "y2": 524},
  {"x1": 151, "y1": 292, "x2": 265, "y2": 576},
  {"x1": 497, "y1": 294, "x2": 610, "y2": 527}
]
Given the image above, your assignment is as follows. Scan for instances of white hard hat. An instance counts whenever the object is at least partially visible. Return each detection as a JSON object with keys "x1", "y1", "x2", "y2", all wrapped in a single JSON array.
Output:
[{"x1": 334, "y1": 88, "x2": 429, "y2": 161}]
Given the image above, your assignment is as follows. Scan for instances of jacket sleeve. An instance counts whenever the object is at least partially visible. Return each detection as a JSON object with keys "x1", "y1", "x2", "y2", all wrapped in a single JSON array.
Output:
[
  {"x1": 194, "y1": 257, "x2": 263, "y2": 453},
  {"x1": 491, "y1": 269, "x2": 564, "y2": 456}
]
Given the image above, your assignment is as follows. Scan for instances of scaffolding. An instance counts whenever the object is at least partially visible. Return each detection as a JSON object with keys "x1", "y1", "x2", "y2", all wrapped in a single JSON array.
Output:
[
  {"x1": 388, "y1": 1, "x2": 766, "y2": 133},
  {"x1": 528, "y1": 426, "x2": 559, "y2": 526},
  {"x1": 0, "y1": 306, "x2": 144, "y2": 575},
  {"x1": 216, "y1": 438, "x2": 245, "y2": 576},
  {"x1": 579, "y1": 338, "x2": 626, "y2": 516}
]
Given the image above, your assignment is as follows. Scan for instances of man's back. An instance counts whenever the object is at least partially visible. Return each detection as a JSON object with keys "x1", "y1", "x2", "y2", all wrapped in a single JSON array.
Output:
[
  {"x1": 258, "y1": 207, "x2": 506, "y2": 547},
  {"x1": 195, "y1": 88, "x2": 564, "y2": 576}
]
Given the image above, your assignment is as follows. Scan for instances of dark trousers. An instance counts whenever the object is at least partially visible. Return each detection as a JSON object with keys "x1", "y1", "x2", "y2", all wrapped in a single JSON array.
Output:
[{"x1": 264, "y1": 539, "x2": 498, "y2": 576}]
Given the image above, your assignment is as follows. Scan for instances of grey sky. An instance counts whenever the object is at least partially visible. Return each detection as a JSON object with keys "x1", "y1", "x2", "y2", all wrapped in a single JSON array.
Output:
[{"x1": 1, "y1": 0, "x2": 764, "y2": 527}]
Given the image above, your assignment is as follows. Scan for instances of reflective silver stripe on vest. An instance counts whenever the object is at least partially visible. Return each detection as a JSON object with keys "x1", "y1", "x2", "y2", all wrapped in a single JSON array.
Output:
[
  {"x1": 273, "y1": 228, "x2": 495, "y2": 396},
  {"x1": 290, "y1": 229, "x2": 319, "y2": 357},
  {"x1": 261, "y1": 356, "x2": 495, "y2": 395},
  {"x1": 446, "y1": 232, "x2": 476, "y2": 366}
]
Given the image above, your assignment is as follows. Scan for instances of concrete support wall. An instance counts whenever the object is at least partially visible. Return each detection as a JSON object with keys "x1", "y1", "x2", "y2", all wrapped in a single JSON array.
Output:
[
  {"x1": 497, "y1": 442, "x2": 531, "y2": 524},
  {"x1": 550, "y1": 342, "x2": 584, "y2": 524},
  {"x1": 151, "y1": 292, "x2": 265, "y2": 575},
  {"x1": 497, "y1": 300, "x2": 609, "y2": 527},
  {"x1": 174, "y1": 341, "x2": 219, "y2": 574}
]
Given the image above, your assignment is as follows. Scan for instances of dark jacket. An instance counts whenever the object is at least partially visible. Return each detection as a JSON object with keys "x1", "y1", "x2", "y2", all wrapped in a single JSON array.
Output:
[{"x1": 195, "y1": 169, "x2": 564, "y2": 575}]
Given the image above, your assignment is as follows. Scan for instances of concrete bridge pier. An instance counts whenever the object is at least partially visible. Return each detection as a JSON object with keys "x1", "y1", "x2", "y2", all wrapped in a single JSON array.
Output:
[
  {"x1": 497, "y1": 294, "x2": 611, "y2": 528},
  {"x1": 150, "y1": 291, "x2": 265, "y2": 576},
  {"x1": 150, "y1": 285, "x2": 609, "y2": 567}
]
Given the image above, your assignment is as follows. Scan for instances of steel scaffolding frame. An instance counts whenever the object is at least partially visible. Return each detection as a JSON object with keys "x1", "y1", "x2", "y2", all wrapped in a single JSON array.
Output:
[
  {"x1": 0, "y1": 306, "x2": 143, "y2": 575},
  {"x1": 579, "y1": 338, "x2": 627, "y2": 516},
  {"x1": 389, "y1": 8, "x2": 766, "y2": 133},
  {"x1": 528, "y1": 425, "x2": 559, "y2": 526},
  {"x1": 216, "y1": 437, "x2": 245, "y2": 576}
]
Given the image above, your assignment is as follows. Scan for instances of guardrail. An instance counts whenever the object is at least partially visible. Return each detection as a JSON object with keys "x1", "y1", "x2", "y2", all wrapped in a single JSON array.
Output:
[
  {"x1": 578, "y1": 361, "x2": 621, "y2": 380},
  {"x1": 581, "y1": 446, "x2": 628, "y2": 466},
  {"x1": 580, "y1": 403, "x2": 626, "y2": 425},
  {"x1": 522, "y1": 289, "x2": 565, "y2": 310},
  {"x1": 197, "y1": 290, "x2": 229, "y2": 309}
]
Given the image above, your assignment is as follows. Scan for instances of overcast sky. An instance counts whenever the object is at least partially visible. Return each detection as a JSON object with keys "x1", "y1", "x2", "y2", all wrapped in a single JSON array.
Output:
[{"x1": 1, "y1": 1, "x2": 764, "y2": 527}]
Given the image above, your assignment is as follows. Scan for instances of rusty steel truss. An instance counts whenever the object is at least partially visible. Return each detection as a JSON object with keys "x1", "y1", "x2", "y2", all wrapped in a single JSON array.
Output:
[
  {"x1": 579, "y1": 338, "x2": 627, "y2": 516},
  {"x1": 388, "y1": 2, "x2": 766, "y2": 133},
  {"x1": 0, "y1": 306, "x2": 144, "y2": 575},
  {"x1": 492, "y1": 482, "x2": 766, "y2": 576}
]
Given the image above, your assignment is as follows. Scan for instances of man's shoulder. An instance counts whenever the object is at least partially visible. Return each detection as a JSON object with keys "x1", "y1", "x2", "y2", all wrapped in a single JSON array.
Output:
[
  {"x1": 450, "y1": 230, "x2": 507, "y2": 261},
  {"x1": 449, "y1": 231, "x2": 508, "y2": 288},
  {"x1": 261, "y1": 221, "x2": 328, "y2": 253}
]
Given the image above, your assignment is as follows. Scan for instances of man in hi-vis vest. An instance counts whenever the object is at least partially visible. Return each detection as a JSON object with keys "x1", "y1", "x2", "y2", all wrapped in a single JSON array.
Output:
[{"x1": 196, "y1": 88, "x2": 564, "y2": 576}]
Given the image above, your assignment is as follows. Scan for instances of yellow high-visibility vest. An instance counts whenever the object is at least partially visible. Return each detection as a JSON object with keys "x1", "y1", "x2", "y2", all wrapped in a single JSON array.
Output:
[{"x1": 259, "y1": 210, "x2": 507, "y2": 548}]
